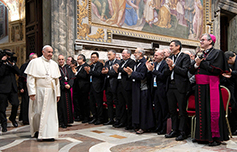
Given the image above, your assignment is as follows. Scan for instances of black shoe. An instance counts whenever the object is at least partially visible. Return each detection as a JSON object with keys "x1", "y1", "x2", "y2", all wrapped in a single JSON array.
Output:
[
  {"x1": 82, "y1": 118, "x2": 89, "y2": 123},
  {"x1": 9, "y1": 119, "x2": 18, "y2": 127},
  {"x1": 34, "y1": 131, "x2": 39, "y2": 138},
  {"x1": 232, "y1": 130, "x2": 237, "y2": 135},
  {"x1": 2, "y1": 128, "x2": 7, "y2": 132},
  {"x1": 103, "y1": 120, "x2": 114, "y2": 125},
  {"x1": 88, "y1": 118, "x2": 97, "y2": 124},
  {"x1": 125, "y1": 125, "x2": 133, "y2": 130},
  {"x1": 114, "y1": 123, "x2": 126, "y2": 128},
  {"x1": 74, "y1": 116, "x2": 81, "y2": 122},
  {"x1": 157, "y1": 129, "x2": 166, "y2": 135},
  {"x1": 23, "y1": 121, "x2": 29, "y2": 125},
  {"x1": 175, "y1": 132, "x2": 187, "y2": 141},
  {"x1": 208, "y1": 141, "x2": 221, "y2": 146},
  {"x1": 94, "y1": 120, "x2": 103, "y2": 125},
  {"x1": 113, "y1": 120, "x2": 120, "y2": 126},
  {"x1": 165, "y1": 131, "x2": 179, "y2": 138},
  {"x1": 60, "y1": 124, "x2": 67, "y2": 128}
]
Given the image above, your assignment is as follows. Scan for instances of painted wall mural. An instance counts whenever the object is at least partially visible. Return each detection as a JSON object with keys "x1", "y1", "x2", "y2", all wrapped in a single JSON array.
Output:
[{"x1": 91, "y1": 0, "x2": 204, "y2": 40}]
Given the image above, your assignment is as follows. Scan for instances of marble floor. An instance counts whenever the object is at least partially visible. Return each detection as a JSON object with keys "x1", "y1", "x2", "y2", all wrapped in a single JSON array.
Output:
[{"x1": 0, "y1": 121, "x2": 237, "y2": 152}]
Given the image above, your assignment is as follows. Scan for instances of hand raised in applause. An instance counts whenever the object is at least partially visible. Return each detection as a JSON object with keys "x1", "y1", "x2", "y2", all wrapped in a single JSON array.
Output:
[
  {"x1": 101, "y1": 67, "x2": 109, "y2": 74},
  {"x1": 113, "y1": 63, "x2": 119, "y2": 73},
  {"x1": 146, "y1": 60, "x2": 154, "y2": 71},
  {"x1": 123, "y1": 67, "x2": 133, "y2": 76},
  {"x1": 84, "y1": 66, "x2": 90, "y2": 74},
  {"x1": 195, "y1": 56, "x2": 205, "y2": 67},
  {"x1": 166, "y1": 58, "x2": 174, "y2": 71}
]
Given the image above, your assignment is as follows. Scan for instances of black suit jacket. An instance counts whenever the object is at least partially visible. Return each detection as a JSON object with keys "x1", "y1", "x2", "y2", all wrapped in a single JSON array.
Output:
[
  {"x1": 59, "y1": 65, "x2": 74, "y2": 90},
  {"x1": 104, "y1": 59, "x2": 121, "y2": 93},
  {"x1": 148, "y1": 60, "x2": 169, "y2": 97},
  {"x1": 118, "y1": 58, "x2": 136, "y2": 91},
  {"x1": 0, "y1": 63, "x2": 21, "y2": 94},
  {"x1": 166, "y1": 52, "x2": 190, "y2": 94},
  {"x1": 89, "y1": 61, "x2": 104, "y2": 93},
  {"x1": 75, "y1": 62, "x2": 90, "y2": 93}
]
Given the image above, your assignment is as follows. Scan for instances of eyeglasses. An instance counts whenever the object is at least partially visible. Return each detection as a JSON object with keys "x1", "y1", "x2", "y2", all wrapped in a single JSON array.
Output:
[{"x1": 200, "y1": 39, "x2": 207, "y2": 42}]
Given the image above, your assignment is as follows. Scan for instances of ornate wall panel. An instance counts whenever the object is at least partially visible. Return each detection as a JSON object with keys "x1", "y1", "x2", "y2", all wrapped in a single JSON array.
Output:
[{"x1": 76, "y1": 0, "x2": 212, "y2": 48}]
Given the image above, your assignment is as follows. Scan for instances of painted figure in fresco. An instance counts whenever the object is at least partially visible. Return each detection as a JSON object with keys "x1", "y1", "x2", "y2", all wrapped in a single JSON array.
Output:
[
  {"x1": 184, "y1": 0, "x2": 195, "y2": 37},
  {"x1": 153, "y1": 0, "x2": 164, "y2": 9},
  {"x1": 106, "y1": 0, "x2": 126, "y2": 27},
  {"x1": 91, "y1": 0, "x2": 111, "y2": 21},
  {"x1": 143, "y1": 0, "x2": 158, "y2": 27},
  {"x1": 155, "y1": 2, "x2": 171, "y2": 28},
  {"x1": 192, "y1": 0, "x2": 203, "y2": 39},
  {"x1": 124, "y1": 0, "x2": 139, "y2": 26},
  {"x1": 176, "y1": 0, "x2": 187, "y2": 26}
]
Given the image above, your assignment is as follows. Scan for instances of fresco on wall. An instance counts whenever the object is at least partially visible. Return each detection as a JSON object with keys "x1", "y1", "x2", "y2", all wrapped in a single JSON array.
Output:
[
  {"x1": 0, "y1": 2, "x2": 8, "y2": 44},
  {"x1": 91, "y1": 0, "x2": 203, "y2": 40}
]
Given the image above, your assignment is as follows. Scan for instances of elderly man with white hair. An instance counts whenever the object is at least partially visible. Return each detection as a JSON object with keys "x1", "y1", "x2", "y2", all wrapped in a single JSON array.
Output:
[{"x1": 24, "y1": 45, "x2": 61, "y2": 141}]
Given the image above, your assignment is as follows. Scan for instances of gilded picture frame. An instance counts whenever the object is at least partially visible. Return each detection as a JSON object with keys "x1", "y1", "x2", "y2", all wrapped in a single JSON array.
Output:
[{"x1": 77, "y1": 0, "x2": 211, "y2": 46}]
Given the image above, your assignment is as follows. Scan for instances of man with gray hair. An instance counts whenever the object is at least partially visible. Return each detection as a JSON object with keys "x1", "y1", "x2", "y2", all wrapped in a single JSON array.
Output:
[
  {"x1": 25, "y1": 45, "x2": 61, "y2": 141},
  {"x1": 19, "y1": 53, "x2": 38, "y2": 125},
  {"x1": 113, "y1": 48, "x2": 135, "y2": 129},
  {"x1": 102, "y1": 49, "x2": 121, "y2": 125},
  {"x1": 124, "y1": 48, "x2": 154, "y2": 133}
]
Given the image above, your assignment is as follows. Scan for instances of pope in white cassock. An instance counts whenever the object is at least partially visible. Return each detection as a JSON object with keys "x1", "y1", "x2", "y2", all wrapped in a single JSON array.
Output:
[{"x1": 24, "y1": 45, "x2": 61, "y2": 140}]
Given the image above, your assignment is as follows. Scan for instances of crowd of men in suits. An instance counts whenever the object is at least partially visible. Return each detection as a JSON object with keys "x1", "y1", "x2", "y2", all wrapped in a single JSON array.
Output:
[{"x1": 2, "y1": 34, "x2": 237, "y2": 146}]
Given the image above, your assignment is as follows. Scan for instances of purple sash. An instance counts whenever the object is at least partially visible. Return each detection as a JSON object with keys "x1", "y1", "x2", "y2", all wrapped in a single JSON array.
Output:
[{"x1": 195, "y1": 74, "x2": 220, "y2": 138}]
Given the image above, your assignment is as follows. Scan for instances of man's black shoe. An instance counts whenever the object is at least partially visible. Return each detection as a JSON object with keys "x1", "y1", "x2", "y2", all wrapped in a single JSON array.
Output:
[
  {"x1": 60, "y1": 124, "x2": 67, "y2": 128},
  {"x1": 34, "y1": 131, "x2": 39, "y2": 138},
  {"x1": 208, "y1": 141, "x2": 221, "y2": 146},
  {"x1": 125, "y1": 126, "x2": 133, "y2": 130},
  {"x1": 94, "y1": 120, "x2": 103, "y2": 125},
  {"x1": 165, "y1": 131, "x2": 179, "y2": 138},
  {"x1": 232, "y1": 130, "x2": 237, "y2": 135},
  {"x1": 113, "y1": 120, "x2": 120, "y2": 126},
  {"x1": 9, "y1": 119, "x2": 18, "y2": 127},
  {"x1": 23, "y1": 121, "x2": 29, "y2": 125},
  {"x1": 74, "y1": 116, "x2": 81, "y2": 122},
  {"x1": 103, "y1": 120, "x2": 114, "y2": 125},
  {"x1": 2, "y1": 128, "x2": 7, "y2": 132},
  {"x1": 157, "y1": 129, "x2": 166, "y2": 135},
  {"x1": 88, "y1": 118, "x2": 97, "y2": 124},
  {"x1": 114, "y1": 123, "x2": 126, "y2": 128},
  {"x1": 82, "y1": 118, "x2": 89, "y2": 123},
  {"x1": 175, "y1": 133, "x2": 187, "y2": 141}
]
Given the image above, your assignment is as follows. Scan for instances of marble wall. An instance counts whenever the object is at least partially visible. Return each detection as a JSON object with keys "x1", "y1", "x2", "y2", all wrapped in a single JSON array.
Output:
[
  {"x1": 228, "y1": 15, "x2": 237, "y2": 53},
  {"x1": 50, "y1": 0, "x2": 76, "y2": 60}
]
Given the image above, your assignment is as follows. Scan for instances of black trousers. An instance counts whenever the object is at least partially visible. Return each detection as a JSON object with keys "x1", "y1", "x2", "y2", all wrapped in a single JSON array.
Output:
[
  {"x1": 0, "y1": 91, "x2": 19, "y2": 124},
  {"x1": 167, "y1": 83, "x2": 187, "y2": 132},
  {"x1": 105, "y1": 86, "x2": 117, "y2": 121},
  {"x1": 74, "y1": 89, "x2": 90, "y2": 120},
  {"x1": 153, "y1": 87, "x2": 169, "y2": 131},
  {"x1": 19, "y1": 90, "x2": 29, "y2": 123},
  {"x1": 117, "y1": 82, "x2": 132, "y2": 126},
  {"x1": 89, "y1": 86, "x2": 103, "y2": 121}
]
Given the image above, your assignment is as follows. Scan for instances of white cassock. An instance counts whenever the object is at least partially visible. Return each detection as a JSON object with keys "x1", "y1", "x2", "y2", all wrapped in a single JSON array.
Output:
[{"x1": 24, "y1": 56, "x2": 61, "y2": 139}]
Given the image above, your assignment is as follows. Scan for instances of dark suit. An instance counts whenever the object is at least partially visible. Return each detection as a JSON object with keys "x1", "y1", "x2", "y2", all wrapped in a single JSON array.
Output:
[
  {"x1": 0, "y1": 62, "x2": 21, "y2": 129},
  {"x1": 18, "y1": 61, "x2": 30, "y2": 124},
  {"x1": 148, "y1": 60, "x2": 169, "y2": 132},
  {"x1": 104, "y1": 59, "x2": 121, "y2": 121},
  {"x1": 166, "y1": 52, "x2": 190, "y2": 132},
  {"x1": 73, "y1": 62, "x2": 90, "y2": 121},
  {"x1": 117, "y1": 58, "x2": 136, "y2": 126},
  {"x1": 131, "y1": 57, "x2": 154, "y2": 130},
  {"x1": 89, "y1": 61, "x2": 104, "y2": 121}
]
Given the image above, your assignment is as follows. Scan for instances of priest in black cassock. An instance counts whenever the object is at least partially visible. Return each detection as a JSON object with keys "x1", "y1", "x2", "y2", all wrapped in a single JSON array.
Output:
[
  {"x1": 58, "y1": 55, "x2": 74, "y2": 128},
  {"x1": 18, "y1": 53, "x2": 38, "y2": 125},
  {"x1": 124, "y1": 48, "x2": 154, "y2": 134},
  {"x1": 190, "y1": 33, "x2": 229, "y2": 146}
]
